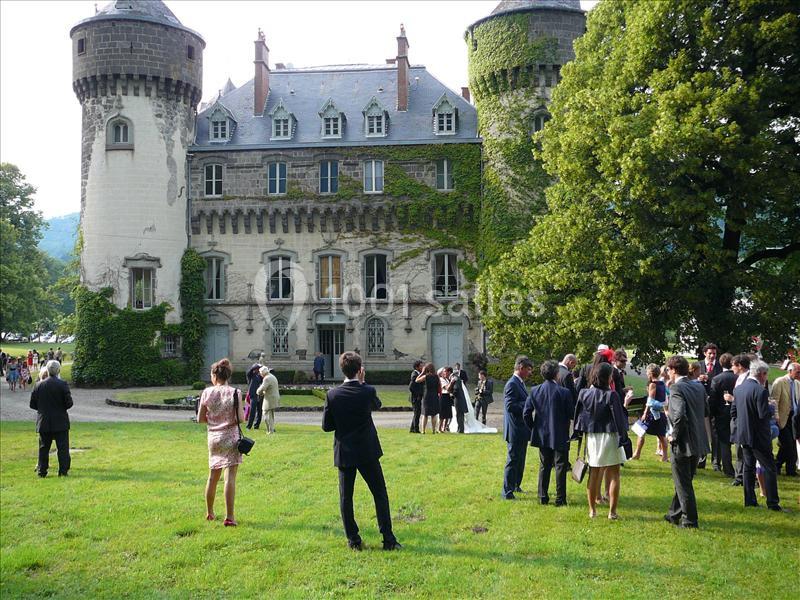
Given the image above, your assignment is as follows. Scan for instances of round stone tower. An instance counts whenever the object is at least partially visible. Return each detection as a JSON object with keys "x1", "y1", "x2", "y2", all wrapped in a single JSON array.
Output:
[
  {"x1": 465, "y1": 0, "x2": 585, "y2": 264},
  {"x1": 70, "y1": 0, "x2": 204, "y2": 320}
]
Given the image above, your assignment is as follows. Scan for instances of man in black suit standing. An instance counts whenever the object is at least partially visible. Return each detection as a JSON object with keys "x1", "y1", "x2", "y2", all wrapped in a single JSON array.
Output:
[
  {"x1": 731, "y1": 358, "x2": 783, "y2": 511},
  {"x1": 408, "y1": 360, "x2": 424, "y2": 434},
  {"x1": 556, "y1": 353, "x2": 578, "y2": 402},
  {"x1": 664, "y1": 355, "x2": 709, "y2": 528},
  {"x1": 709, "y1": 353, "x2": 737, "y2": 477},
  {"x1": 502, "y1": 356, "x2": 533, "y2": 500},
  {"x1": 30, "y1": 360, "x2": 73, "y2": 478},
  {"x1": 523, "y1": 360, "x2": 574, "y2": 506},
  {"x1": 322, "y1": 351, "x2": 400, "y2": 550}
]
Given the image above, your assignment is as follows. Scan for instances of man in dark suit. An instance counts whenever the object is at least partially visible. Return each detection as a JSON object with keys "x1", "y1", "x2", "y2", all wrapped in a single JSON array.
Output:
[
  {"x1": 557, "y1": 353, "x2": 578, "y2": 402},
  {"x1": 322, "y1": 351, "x2": 400, "y2": 550},
  {"x1": 450, "y1": 372, "x2": 469, "y2": 434},
  {"x1": 502, "y1": 356, "x2": 533, "y2": 500},
  {"x1": 709, "y1": 353, "x2": 737, "y2": 477},
  {"x1": 698, "y1": 343, "x2": 722, "y2": 469},
  {"x1": 30, "y1": 360, "x2": 73, "y2": 478},
  {"x1": 731, "y1": 359, "x2": 782, "y2": 510},
  {"x1": 408, "y1": 360, "x2": 424, "y2": 433},
  {"x1": 474, "y1": 370, "x2": 494, "y2": 425},
  {"x1": 245, "y1": 356, "x2": 264, "y2": 429},
  {"x1": 611, "y1": 349, "x2": 632, "y2": 402},
  {"x1": 664, "y1": 355, "x2": 709, "y2": 528},
  {"x1": 313, "y1": 352, "x2": 326, "y2": 383},
  {"x1": 523, "y1": 360, "x2": 574, "y2": 506}
]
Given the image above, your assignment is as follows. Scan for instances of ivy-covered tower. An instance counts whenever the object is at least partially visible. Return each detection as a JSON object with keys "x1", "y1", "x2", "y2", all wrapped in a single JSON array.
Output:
[
  {"x1": 466, "y1": 0, "x2": 585, "y2": 263},
  {"x1": 70, "y1": 1, "x2": 204, "y2": 321}
]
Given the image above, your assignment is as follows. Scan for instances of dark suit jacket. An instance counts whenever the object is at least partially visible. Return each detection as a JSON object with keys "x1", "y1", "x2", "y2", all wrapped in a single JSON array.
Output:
[
  {"x1": 556, "y1": 364, "x2": 577, "y2": 402},
  {"x1": 731, "y1": 377, "x2": 772, "y2": 451},
  {"x1": 709, "y1": 369, "x2": 736, "y2": 442},
  {"x1": 573, "y1": 387, "x2": 628, "y2": 436},
  {"x1": 611, "y1": 367, "x2": 626, "y2": 396},
  {"x1": 30, "y1": 377, "x2": 73, "y2": 433},
  {"x1": 322, "y1": 381, "x2": 383, "y2": 467},
  {"x1": 478, "y1": 379, "x2": 494, "y2": 403},
  {"x1": 503, "y1": 375, "x2": 531, "y2": 443},
  {"x1": 523, "y1": 380, "x2": 574, "y2": 451},
  {"x1": 450, "y1": 377, "x2": 468, "y2": 412},
  {"x1": 667, "y1": 378, "x2": 709, "y2": 458},
  {"x1": 408, "y1": 369, "x2": 424, "y2": 399}
]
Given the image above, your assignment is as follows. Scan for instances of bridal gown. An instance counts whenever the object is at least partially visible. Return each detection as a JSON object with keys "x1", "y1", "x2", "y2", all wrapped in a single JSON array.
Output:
[{"x1": 450, "y1": 382, "x2": 497, "y2": 434}]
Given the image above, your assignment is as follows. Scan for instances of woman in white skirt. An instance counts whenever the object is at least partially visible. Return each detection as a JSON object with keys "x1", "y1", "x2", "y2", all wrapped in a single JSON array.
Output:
[{"x1": 574, "y1": 362, "x2": 630, "y2": 520}]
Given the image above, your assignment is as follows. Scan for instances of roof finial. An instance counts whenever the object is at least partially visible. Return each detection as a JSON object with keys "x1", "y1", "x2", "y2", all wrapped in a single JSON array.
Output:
[
  {"x1": 94, "y1": 3, "x2": 98, "y2": 14},
  {"x1": 257, "y1": 27, "x2": 265, "y2": 41},
  {"x1": 400, "y1": 23, "x2": 406, "y2": 37}
]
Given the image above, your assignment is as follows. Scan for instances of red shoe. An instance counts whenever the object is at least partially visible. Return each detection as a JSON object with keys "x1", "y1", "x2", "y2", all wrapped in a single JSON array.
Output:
[
  {"x1": 206, "y1": 514, "x2": 215, "y2": 521},
  {"x1": 223, "y1": 518, "x2": 237, "y2": 527}
]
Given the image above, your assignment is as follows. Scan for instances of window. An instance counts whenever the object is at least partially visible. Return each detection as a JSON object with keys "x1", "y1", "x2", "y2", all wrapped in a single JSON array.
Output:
[
  {"x1": 268, "y1": 162, "x2": 287, "y2": 195},
  {"x1": 107, "y1": 117, "x2": 133, "y2": 148},
  {"x1": 204, "y1": 164, "x2": 222, "y2": 196},
  {"x1": 319, "y1": 255, "x2": 342, "y2": 299},
  {"x1": 363, "y1": 160, "x2": 384, "y2": 193},
  {"x1": 319, "y1": 160, "x2": 339, "y2": 194},
  {"x1": 434, "y1": 253, "x2": 458, "y2": 298},
  {"x1": 367, "y1": 318, "x2": 385, "y2": 355},
  {"x1": 436, "y1": 159, "x2": 454, "y2": 191},
  {"x1": 323, "y1": 116, "x2": 340, "y2": 137},
  {"x1": 271, "y1": 318, "x2": 289, "y2": 355},
  {"x1": 113, "y1": 122, "x2": 129, "y2": 144},
  {"x1": 205, "y1": 257, "x2": 224, "y2": 300},
  {"x1": 268, "y1": 256, "x2": 292, "y2": 300},
  {"x1": 211, "y1": 119, "x2": 228, "y2": 140},
  {"x1": 77, "y1": 38, "x2": 86, "y2": 55},
  {"x1": 433, "y1": 96, "x2": 457, "y2": 135},
  {"x1": 367, "y1": 114, "x2": 384, "y2": 136},
  {"x1": 187, "y1": 45, "x2": 195, "y2": 60},
  {"x1": 533, "y1": 113, "x2": 550, "y2": 133},
  {"x1": 131, "y1": 268, "x2": 155, "y2": 309},
  {"x1": 273, "y1": 118, "x2": 289, "y2": 139},
  {"x1": 364, "y1": 254, "x2": 388, "y2": 300},
  {"x1": 163, "y1": 334, "x2": 177, "y2": 357},
  {"x1": 437, "y1": 112, "x2": 454, "y2": 133}
]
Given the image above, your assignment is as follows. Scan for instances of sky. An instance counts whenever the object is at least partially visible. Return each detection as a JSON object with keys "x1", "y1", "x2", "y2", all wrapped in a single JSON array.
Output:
[{"x1": 0, "y1": 0, "x2": 594, "y2": 219}]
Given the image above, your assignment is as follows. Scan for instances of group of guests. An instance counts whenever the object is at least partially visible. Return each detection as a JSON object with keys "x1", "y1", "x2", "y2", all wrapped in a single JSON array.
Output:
[
  {"x1": 408, "y1": 361, "x2": 492, "y2": 434},
  {"x1": 243, "y1": 353, "x2": 281, "y2": 435},
  {"x1": 502, "y1": 344, "x2": 796, "y2": 527},
  {"x1": 1, "y1": 347, "x2": 64, "y2": 392}
]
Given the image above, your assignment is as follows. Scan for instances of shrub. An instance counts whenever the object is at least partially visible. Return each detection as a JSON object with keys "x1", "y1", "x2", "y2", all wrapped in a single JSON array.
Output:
[
  {"x1": 292, "y1": 369, "x2": 309, "y2": 384},
  {"x1": 191, "y1": 381, "x2": 206, "y2": 390}
]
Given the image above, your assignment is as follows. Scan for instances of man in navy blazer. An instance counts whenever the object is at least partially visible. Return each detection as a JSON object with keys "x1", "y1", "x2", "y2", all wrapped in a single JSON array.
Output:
[
  {"x1": 523, "y1": 360, "x2": 574, "y2": 506},
  {"x1": 322, "y1": 351, "x2": 400, "y2": 550},
  {"x1": 731, "y1": 359, "x2": 782, "y2": 510},
  {"x1": 502, "y1": 356, "x2": 534, "y2": 500}
]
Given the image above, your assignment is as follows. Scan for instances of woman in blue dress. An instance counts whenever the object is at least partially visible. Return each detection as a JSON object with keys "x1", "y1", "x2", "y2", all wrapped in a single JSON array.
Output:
[{"x1": 632, "y1": 363, "x2": 669, "y2": 461}]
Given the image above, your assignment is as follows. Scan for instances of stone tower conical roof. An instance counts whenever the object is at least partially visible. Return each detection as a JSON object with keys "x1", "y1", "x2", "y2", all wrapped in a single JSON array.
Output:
[
  {"x1": 491, "y1": 0, "x2": 583, "y2": 16},
  {"x1": 71, "y1": 0, "x2": 203, "y2": 41}
]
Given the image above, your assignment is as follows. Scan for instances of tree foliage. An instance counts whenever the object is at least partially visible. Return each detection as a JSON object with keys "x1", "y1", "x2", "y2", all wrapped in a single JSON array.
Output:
[{"x1": 478, "y1": 0, "x2": 800, "y2": 363}]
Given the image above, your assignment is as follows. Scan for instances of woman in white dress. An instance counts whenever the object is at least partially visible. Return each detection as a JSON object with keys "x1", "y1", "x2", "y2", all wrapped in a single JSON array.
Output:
[{"x1": 573, "y1": 362, "x2": 630, "y2": 520}]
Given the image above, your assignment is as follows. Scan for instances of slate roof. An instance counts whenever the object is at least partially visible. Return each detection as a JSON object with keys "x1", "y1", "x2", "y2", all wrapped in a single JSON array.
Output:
[
  {"x1": 468, "y1": 0, "x2": 583, "y2": 31},
  {"x1": 71, "y1": 0, "x2": 204, "y2": 41},
  {"x1": 192, "y1": 65, "x2": 479, "y2": 150}
]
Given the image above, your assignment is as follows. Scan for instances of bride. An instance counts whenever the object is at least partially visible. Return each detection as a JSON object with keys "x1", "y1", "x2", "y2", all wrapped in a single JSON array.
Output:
[{"x1": 450, "y1": 380, "x2": 497, "y2": 434}]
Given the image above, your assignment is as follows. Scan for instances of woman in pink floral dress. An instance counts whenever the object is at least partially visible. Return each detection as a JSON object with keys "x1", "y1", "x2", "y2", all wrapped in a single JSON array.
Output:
[{"x1": 198, "y1": 358, "x2": 245, "y2": 526}]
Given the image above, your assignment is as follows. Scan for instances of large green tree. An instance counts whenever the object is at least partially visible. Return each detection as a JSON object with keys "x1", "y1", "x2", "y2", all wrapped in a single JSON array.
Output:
[
  {"x1": 0, "y1": 163, "x2": 55, "y2": 338},
  {"x1": 478, "y1": 0, "x2": 800, "y2": 363}
]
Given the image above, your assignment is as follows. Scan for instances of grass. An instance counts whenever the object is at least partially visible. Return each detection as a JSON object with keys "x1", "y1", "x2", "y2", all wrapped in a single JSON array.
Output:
[
  {"x1": 0, "y1": 343, "x2": 75, "y2": 360},
  {"x1": 113, "y1": 387, "x2": 412, "y2": 408},
  {"x1": 1, "y1": 422, "x2": 798, "y2": 598}
]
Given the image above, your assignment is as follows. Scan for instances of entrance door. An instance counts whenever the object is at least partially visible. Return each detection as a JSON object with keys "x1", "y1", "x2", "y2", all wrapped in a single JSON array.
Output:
[
  {"x1": 203, "y1": 324, "x2": 229, "y2": 379},
  {"x1": 431, "y1": 323, "x2": 463, "y2": 369},
  {"x1": 318, "y1": 325, "x2": 345, "y2": 379}
]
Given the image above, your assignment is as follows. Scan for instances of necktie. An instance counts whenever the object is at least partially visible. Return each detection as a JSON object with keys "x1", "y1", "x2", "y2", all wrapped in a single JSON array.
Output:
[
  {"x1": 791, "y1": 379, "x2": 797, "y2": 413},
  {"x1": 707, "y1": 362, "x2": 713, "y2": 374}
]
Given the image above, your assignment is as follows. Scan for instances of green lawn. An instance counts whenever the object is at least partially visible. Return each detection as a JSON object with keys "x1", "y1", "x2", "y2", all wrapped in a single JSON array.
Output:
[
  {"x1": 0, "y1": 342, "x2": 75, "y2": 361},
  {"x1": 1, "y1": 422, "x2": 797, "y2": 597},
  {"x1": 113, "y1": 388, "x2": 412, "y2": 408}
]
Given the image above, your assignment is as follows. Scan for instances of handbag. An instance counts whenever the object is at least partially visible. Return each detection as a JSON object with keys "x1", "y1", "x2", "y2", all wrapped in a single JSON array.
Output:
[
  {"x1": 571, "y1": 436, "x2": 588, "y2": 484},
  {"x1": 631, "y1": 419, "x2": 648, "y2": 437},
  {"x1": 233, "y1": 390, "x2": 255, "y2": 455},
  {"x1": 621, "y1": 435, "x2": 633, "y2": 460}
]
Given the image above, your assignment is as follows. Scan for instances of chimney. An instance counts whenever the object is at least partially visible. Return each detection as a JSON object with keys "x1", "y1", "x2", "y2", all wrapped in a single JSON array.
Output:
[
  {"x1": 461, "y1": 87, "x2": 471, "y2": 103},
  {"x1": 254, "y1": 28, "x2": 270, "y2": 116},
  {"x1": 396, "y1": 24, "x2": 409, "y2": 112}
]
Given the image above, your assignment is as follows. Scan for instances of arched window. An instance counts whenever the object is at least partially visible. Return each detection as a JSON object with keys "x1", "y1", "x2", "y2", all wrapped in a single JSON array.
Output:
[
  {"x1": 367, "y1": 318, "x2": 385, "y2": 355},
  {"x1": 532, "y1": 111, "x2": 551, "y2": 133},
  {"x1": 107, "y1": 117, "x2": 133, "y2": 148},
  {"x1": 271, "y1": 318, "x2": 288, "y2": 355}
]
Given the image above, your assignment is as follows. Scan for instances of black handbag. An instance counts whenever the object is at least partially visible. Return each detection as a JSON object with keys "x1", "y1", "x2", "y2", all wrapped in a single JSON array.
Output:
[
  {"x1": 233, "y1": 390, "x2": 255, "y2": 455},
  {"x1": 571, "y1": 436, "x2": 588, "y2": 484},
  {"x1": 621, "y1": 436, "x2": 633, "y2": 460}
]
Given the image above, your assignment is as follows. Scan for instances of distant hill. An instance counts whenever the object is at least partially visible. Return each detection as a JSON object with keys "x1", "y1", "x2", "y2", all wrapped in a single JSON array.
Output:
[{"x1": 39, "y1": 213, "x2": 79, "y2": 261}]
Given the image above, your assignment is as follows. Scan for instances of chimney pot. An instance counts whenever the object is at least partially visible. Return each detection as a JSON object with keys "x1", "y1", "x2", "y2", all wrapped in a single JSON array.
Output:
[{"x1": 461, "y1": 87, "x2": 471, "y2": 103}]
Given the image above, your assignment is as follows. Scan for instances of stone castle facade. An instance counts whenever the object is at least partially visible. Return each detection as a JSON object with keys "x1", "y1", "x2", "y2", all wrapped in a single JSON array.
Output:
[{"x1": 71, "y1": 0, "x2": 584, "y2": 379}]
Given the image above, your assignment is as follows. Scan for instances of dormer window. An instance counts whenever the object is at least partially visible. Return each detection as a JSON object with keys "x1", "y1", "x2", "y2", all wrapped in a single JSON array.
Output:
[
  {"x1": 319, "y1": 99, "x2": 344, "y2": 139},
  {"x1": 207, "y1": 104, "x2": 235, "y2": 142},
  {"x1": 433, "y1": 95, "x2": 458, "y2": 135},
  {"x1": 269, "y1": 99, "x2": 295, "y2": 141},
  {"x1": 363, "y1": 97, "x2": 389, "y2": 138},
  {"x1": 106, "y1": 115, "x2": 133, "y2": 149}
]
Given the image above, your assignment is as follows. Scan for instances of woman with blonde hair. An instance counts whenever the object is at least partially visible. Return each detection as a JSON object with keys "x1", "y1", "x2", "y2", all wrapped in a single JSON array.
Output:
[{"x1": 198, "y1": 358, "x2": 244, "y2": 526}]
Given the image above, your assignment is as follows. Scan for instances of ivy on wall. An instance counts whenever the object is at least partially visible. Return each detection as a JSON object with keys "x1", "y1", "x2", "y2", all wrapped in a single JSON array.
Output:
[{"x1": 72, "y1": 249, "x2": 208, "y2": 386}]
